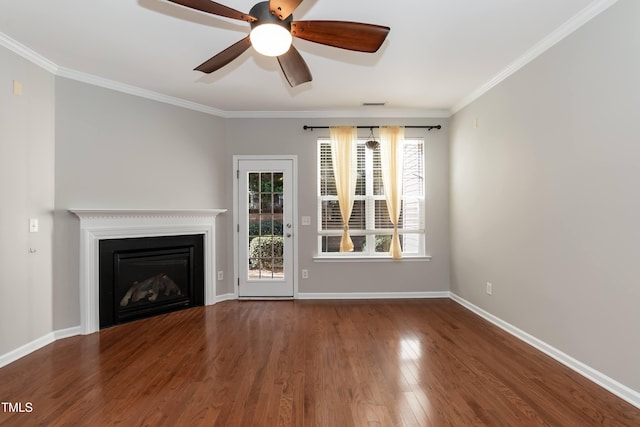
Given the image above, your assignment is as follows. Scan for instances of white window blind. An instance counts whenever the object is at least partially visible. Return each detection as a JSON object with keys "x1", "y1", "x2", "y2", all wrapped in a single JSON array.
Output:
[{"x1": 317, "y1": 138, "x2": 425, "y2": 256}]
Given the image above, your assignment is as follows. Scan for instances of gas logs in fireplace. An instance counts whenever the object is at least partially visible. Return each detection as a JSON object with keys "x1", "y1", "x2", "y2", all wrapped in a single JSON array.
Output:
[
  {"x1": 119, "y1": 273, "x2": 182, "y2": 307},
  {"x1": 99, "y1": 234, "x2": 204, "y2": 328}
]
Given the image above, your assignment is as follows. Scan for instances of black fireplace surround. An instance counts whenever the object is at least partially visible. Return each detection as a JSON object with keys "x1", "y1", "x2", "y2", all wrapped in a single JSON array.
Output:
[{"x1": 99, "y1": 234, "x2": 204, "y2": 328}]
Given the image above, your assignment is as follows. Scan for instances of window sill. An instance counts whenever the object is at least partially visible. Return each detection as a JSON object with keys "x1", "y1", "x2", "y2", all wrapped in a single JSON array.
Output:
[{"x1": 313, "y1": 255, "x2": 432, "y2": 263}]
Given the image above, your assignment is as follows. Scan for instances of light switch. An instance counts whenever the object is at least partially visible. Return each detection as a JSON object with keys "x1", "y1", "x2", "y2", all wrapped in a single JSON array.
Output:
[
  {"x1": 29, "y1": 218, "x2": 38, "y2": 233},
  {"x1": 13, "y1": 80, "x2": 23, "y2": 96},
  {"x1": 301, "y1": 216, "x2": 311, "y2": 226}
]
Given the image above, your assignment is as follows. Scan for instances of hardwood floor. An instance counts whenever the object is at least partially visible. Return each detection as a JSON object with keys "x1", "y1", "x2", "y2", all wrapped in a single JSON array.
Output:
[{"x1": 1, "y1": 299, "x2": 639, "y2": 426}]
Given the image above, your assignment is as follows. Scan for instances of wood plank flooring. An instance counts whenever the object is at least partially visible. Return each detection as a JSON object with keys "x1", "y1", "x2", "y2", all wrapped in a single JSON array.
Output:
[{"x1": 1, "y1": 299, "x2": 639, "y2": 426}]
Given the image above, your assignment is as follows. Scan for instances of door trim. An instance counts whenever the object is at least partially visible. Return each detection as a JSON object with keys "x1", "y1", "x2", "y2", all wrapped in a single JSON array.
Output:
[{"x1": 233, "y1": 155, "x2": 298, "y2": 299}]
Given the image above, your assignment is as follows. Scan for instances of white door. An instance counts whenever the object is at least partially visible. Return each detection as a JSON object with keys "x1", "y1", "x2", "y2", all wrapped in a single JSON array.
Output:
[{"x1": 237, "y1": 158, "x2": 295, "y2": 297}]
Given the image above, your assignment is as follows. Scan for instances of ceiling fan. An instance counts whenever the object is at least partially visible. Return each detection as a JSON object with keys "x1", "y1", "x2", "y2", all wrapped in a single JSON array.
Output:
[{"x1": 167, "y1": 0, "x2": 390, "y2": 87}]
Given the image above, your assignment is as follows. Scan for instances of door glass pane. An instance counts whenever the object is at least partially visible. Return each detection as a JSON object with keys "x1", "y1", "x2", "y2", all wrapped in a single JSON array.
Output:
[
  {"x1": 261, "y1": 193, "x2": 273, "y2": 213},
  {"x1": 247, "y1": 171, "x2": 285, "y2": 280},
  {"x1": 273, "y1": 172, "x2": 284, "y2": 192},
  {"x1": 248, "y1": 173, "x2": 260, "y2": 214},
  {"x1": 249, "y1": 218, "x2": 260, "y2": 238},
  {"x1": 261, "y1": 173, "x2": 272, "y2": 191},
  {"x1": 273, "y1": 193, "x2": 284, "y2": 214},
  {"x1": 249, "y1": 173, "x2": 260, "y2": 192}
]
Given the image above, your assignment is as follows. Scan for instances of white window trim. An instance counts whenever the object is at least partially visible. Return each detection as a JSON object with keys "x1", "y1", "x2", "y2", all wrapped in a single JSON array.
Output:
[{"x1": 313, "y1": 254, "x2": 432, "y2": 262}]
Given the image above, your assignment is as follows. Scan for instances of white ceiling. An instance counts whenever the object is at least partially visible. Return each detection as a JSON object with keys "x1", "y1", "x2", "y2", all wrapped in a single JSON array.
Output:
[{"x1": 0, "y1": 0, "x2": 614, "y2": 117}]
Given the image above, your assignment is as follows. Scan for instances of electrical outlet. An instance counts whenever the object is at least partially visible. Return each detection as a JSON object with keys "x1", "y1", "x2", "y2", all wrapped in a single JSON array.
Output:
[
  {"x1": 486, "y1": 282, "x2": 493, "y2": 295},
  {"x1": 217, "y1": 271, "x2": 224, "y2": 281},
  {"x1": 302, "y1": 269, "x2": 309, "y2": 279}
]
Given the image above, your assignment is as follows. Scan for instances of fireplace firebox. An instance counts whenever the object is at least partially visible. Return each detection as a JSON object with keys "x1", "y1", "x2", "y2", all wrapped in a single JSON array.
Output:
[{"x1": 99, "y1": 234, "x2": 204, "y2": 328}]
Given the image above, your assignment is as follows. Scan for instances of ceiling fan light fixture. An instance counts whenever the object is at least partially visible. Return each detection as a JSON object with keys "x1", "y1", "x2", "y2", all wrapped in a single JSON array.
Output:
[
  {"x1": 172, "y1": 0, "x2": 390, "y2": 85},
  {"x1": 250, "y1": 24, "x2": 292, "y2": 56}
]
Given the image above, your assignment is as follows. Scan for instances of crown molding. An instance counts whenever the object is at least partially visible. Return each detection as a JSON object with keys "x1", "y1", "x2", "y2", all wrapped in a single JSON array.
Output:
[
  {"x1": 0, "y1": 30, "x2": 227, "y2": 117},
  {"x1": 56, "y1": 67, "x2": 227, "y2": 117},
  {"x1": 0, "y1": 31, "x2": 58, "y2": 73},
  {"x1": 450, "y1": 0, "x2": 619, "y2": 115}
]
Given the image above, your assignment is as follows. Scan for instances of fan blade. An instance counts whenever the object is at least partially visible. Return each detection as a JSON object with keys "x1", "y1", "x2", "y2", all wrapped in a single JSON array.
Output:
[
  {"x1": 195, "y1": 36, "x2": 252, "y2": 73},
  {"x1": 167, "y1": 0, "x2": 256, "y2": 22},
  {"x1": 269, "y1": 0, "x2": 303, "y2": 20},
  {"x1": 291, "y1": 21, "x2": 390, "y2": 52},
  {"x1": 277, "y1": 45, "x2": 312, "y2": 87}
]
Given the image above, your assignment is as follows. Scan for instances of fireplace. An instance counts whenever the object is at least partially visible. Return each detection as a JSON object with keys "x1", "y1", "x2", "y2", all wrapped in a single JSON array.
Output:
[
  {"x1": 70, "y1": 209, "x2": 226, "y2": 334},
  {"x1": 99, "y1": 235, "x2": 204, "y2": 328}
]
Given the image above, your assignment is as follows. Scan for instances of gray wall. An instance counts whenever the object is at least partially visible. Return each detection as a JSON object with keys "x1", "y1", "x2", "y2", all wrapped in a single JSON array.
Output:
[
  {"x1": 0, "y1": 46, "x2": 55, "y2": 354},
  {"x1": 225, "y1": 118, "x2": 450, "y2": 294},
  {"x1": 53, "y1": 78, "x2": 229, "y2": 329},
  {"x1": 450, "y1": 0, "x2": 640, "y2": 391}
]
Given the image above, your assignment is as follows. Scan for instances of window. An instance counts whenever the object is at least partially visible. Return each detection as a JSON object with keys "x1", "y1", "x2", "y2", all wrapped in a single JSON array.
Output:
[{"x1": 317, "y1": 138, "x2": 425, "y2": 257}]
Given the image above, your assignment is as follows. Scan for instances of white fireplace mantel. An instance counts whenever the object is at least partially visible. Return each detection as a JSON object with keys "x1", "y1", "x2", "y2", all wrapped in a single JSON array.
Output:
[{"x1": 70, "y1": 209, "x2": 226, "y2": 334}]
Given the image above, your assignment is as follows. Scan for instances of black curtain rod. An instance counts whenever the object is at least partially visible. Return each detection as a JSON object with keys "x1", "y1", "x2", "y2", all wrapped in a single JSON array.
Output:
[{"x1": 303, "y1": 125, "x2": 441, "y2": 131}]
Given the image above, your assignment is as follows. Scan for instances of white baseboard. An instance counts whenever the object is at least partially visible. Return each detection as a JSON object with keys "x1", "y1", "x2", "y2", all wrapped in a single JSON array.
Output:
[
  {"x1": 53, "y1": 326, "x2": 83, "y2": 340},
  {"x1": 297, "y1": 291, "x2": 450, "y2": 300},
  {"x1": 0, "y1": 326, "x2": 83, "y2": 369},
  {"x1": 215, "y1": 293, "x2": 236, "y2": 303},
  {"x1": 449, "y1": 292, "x2": 640, "y2": 410},
  {"x1": 0, "y1": 333, "x2": 55, "y2": 369}
]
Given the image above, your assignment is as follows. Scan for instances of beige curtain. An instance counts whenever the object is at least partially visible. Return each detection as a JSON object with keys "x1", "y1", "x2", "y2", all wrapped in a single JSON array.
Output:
[
  {"x1": 380, "y1": 126, "x2": 405, "y2": 259},
  {"x1": 329, "y1": 126, "x2": 358, "y2": 252}
]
